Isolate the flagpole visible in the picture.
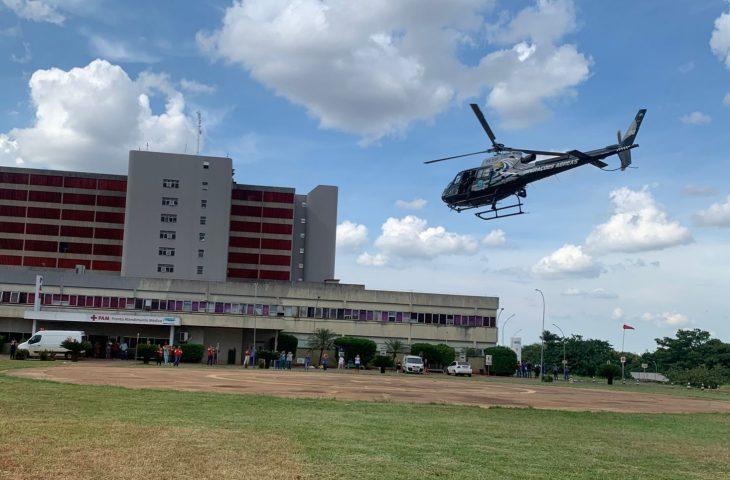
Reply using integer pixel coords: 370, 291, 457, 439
621, 327, 626, 383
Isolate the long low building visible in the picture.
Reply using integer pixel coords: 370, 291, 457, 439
0, 269, 499, 362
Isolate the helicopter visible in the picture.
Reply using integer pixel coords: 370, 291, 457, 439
425, 104, 646, 220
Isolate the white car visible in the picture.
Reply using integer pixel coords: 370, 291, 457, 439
17, 330, 85, 357
402, 355, 424, 374
446, 361, 473, 377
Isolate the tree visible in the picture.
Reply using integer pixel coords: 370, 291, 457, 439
333, 337, 377, 365
483, 346, 517, 376
268, 333, 298, 354
309, 328, 337, 365
385, 338, 407, 361
410, 343, 455, 368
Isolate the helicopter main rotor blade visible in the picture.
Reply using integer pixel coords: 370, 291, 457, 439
469, 103, 498, 147
424, 149, 492, 164
501, 147, 567, 156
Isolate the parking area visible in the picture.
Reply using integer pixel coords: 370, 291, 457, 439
8, 361, 730, 414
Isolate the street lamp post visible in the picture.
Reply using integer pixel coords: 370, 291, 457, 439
535, 289, 545, 381
500, 313, 515, 346
552, 323, 566, 379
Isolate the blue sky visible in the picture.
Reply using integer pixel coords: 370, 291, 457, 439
1, 0, 729, 352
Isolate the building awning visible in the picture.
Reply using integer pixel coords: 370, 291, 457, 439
24, 310, 181, 327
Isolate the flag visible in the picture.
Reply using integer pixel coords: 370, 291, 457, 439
623, 324, 635, 330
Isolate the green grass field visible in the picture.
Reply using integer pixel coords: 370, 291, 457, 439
1, 361, 728, 479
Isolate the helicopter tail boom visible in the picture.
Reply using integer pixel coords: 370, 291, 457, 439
617, 109, 646, 170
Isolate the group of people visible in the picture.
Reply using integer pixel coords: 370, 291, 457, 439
206, 345, 219, 366
154, 343, 183, 366
515, 361, 570, 380
273, 351, 294, 370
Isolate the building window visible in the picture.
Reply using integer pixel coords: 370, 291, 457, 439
162, 197, 178, 206
300, 218, 306, 224
157, 264, 174, 273
198, 249, 204, 258
158, 247, 175, 257
199, 232, 206, 241
302, 202, 307, 207
299, 248, 304, 254
161, 214, 177, 223
298, 263, 304, 269
200, 216, 206, 225
159, 230, 176, 240
203, 161, 210, 169
197, 266, 204, 274
300, 233, 305, 238
201, 199, 207, 209
202, 181, 208, 190
162, 179, 179, 188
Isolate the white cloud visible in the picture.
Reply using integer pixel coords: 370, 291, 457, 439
180, 79, 216, 95
373, 215, 478, 260
679, 111, 711, 125
660, 312, 690, 327
724, 93, 730, 106
562, 288, 617, 299
694, 195, 730, 227
677, 61, 694, 74
336, 221, 369, 252
585, 187, 692, 253
356, 251, 388, 267
198, 0, 591, 142
532, 243, 601, 279
710, 7, 730, 68
87, 34, 158, 63
10, 41, 31, 63
2, 0, 65, 24
0, 59, 197, 173
611, 307, 624, 319
681, 184, 716, 197
394, 198, 427, 210
482, 228, 506, 246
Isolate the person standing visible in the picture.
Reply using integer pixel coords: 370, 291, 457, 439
163, 343, 170, 366
322, 352, 329, 371
174, 346, 182, 367
105, 341, 112, 360
286, 351, 293, 370
337, 354, 345, 370
156, 345, 163, 366
9, 339, 17, 360
120, 340, 129, 360
279, 351, 286, 370
243, 349, 250, 368
207, 346, 215, 366
354, 354, 361, 372
304, 353, 311, 371
564, 365, 570, 381
250, 345, 257, 368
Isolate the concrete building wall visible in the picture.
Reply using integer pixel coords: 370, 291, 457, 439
303, 185, 337, 282
122, 151, 232, 282
291, 194, 307, 282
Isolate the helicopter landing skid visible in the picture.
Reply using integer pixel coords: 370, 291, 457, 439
474, 196, 525, 221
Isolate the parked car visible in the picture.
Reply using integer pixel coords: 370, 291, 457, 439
17, 330, 85, 357
402, 355, 424, 374
446, 361, 473, 377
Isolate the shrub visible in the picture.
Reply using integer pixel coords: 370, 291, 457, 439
61, 338, 91, 361
136, 343, 157, 364
39, 350, 54, 361
598, 363, 621, 384
14, 349, 29, 360
180, 343, 205, 363
667, 365, 729, 389
483, 346, 518, 376
267, 333, 298, 355
410, 343, 456, 368
372, 355, 394, 368
333, 337, 377, 366
256, 350, 277, 368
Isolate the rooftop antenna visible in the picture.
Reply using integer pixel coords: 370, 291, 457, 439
196, 111, 202, 155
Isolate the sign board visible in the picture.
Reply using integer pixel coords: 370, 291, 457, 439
379, 345, 388, 356
484, 354, 493, 366
24, 310, 181, 326
510, 337, 522, 363
620, 356, 626, 364
641, 363, 648, 370
458, 352, 466, 362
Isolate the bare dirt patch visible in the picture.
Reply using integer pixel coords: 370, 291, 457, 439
10, 362, 730, 414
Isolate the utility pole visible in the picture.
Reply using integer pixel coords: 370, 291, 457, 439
500, 313, 515, 346
535, 289, 545, 381
552, 323, 566, 379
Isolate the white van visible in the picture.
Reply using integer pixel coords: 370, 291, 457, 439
403, 355, 425, 374
17, 330, 86, 357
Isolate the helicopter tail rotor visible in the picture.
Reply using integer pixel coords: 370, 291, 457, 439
618, 109, 646, 170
